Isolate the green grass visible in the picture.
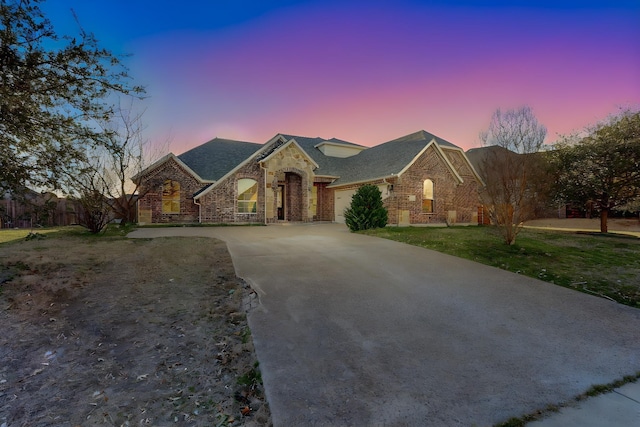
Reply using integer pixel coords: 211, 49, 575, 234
0, 223, 141, 245
362, 225, 640, 307
493, 372, 640, 427
0, 227, 69, 245
237, 361, 262, 388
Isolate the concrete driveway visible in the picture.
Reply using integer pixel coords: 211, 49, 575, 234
129, 224, 640, 426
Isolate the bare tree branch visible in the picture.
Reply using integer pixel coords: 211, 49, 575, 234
478, 106, 547, 245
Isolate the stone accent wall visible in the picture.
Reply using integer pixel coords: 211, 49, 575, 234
137, 157, 202, 224
198, 161, 264, 223
262, 143, 315, 223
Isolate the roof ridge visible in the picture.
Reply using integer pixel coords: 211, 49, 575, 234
380, 130, 460, 149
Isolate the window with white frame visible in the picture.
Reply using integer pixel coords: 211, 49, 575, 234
237, 179, 258, 213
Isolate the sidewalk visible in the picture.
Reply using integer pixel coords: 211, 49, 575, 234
520, 218, 640, 425
528, 381, 640, 426
523, 218, 640, 238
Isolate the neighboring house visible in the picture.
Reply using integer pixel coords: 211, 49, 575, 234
134, 130, 483, 226
466, 145, 558, 221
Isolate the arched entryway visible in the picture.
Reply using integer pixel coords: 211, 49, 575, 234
273, 170, 305, 222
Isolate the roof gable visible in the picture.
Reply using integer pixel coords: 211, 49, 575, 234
327, 130, 462, 187
259, 137, 319, 169
397, 141, 463, 183
442, 146, 484, 185
193, 134, 304, 200
133, 153, 205, 183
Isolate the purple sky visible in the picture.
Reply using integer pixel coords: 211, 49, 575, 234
45, 0, 640, 153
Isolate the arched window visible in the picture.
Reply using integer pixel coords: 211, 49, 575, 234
237, 179, 258, 213
422, 179, 434, 213
162, 179, 180, 213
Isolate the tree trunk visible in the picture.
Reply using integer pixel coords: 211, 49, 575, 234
600, 208, 609, 233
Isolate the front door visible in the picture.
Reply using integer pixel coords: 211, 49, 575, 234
277, 185, 285, 220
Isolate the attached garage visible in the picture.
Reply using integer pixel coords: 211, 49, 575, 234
333, 188, 357, 224
333, 185, 391, 224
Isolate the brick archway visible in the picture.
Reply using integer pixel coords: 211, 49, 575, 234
271, 167, 308, 222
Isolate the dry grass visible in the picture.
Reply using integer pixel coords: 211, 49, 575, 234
0, 233, 270, 426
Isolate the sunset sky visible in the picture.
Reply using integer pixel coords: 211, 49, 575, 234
44, 0, 640, 154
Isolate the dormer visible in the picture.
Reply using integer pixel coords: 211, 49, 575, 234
314, 140, 367, 158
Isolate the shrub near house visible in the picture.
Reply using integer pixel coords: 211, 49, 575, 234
344, 184, 388, 232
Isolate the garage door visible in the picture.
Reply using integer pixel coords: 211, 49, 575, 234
334, 189, 357, 224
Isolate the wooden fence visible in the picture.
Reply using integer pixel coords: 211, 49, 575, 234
0, 197, 81, 229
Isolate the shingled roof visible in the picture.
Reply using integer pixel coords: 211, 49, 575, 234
327, 130, 461, 187
172, 131, 463, 187
278, 134, 362, 177
177, 137, 261, 181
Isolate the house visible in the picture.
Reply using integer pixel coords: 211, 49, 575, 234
466, 145, 558, 222
135, 130, 483, 226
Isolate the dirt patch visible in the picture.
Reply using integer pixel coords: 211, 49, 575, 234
0, 235, 270, 426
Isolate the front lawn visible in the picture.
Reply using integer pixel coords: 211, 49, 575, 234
0, 227, 67, 245
361, 226, 640, 307
0, 231, 270, 425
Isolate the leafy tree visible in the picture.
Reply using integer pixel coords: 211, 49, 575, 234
478, 106, 547, 245
0, 0, 144, 194
552, 110, 640, 233
344, 184, 388, 232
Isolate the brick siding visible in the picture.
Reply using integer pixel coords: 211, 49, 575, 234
136, 141, 480, 225
444, 149, 481, 223
314, 182, 334, 221
198, 161, 264, 223
332, 145, 480, 225
386, 145, 479, 224
137, 158, 202, 224
285, 172, 303, 221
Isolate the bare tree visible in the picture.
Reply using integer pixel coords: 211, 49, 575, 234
100, 103, 149, 225
479, 106, 547, 245
76, 175, 112, 234
67, 100, 167, 232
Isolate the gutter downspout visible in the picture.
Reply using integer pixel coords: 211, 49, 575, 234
382, 178, 393, 196
194, 197, 202, 224
260, 162, 268, 225
383, 174, 400, 226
